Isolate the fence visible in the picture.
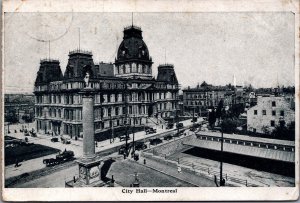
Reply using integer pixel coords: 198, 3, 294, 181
144, 150, 263, 187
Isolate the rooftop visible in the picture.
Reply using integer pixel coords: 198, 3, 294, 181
124, 25, 141, 31
158, 63, 174, 68
69, 49, 92, 56
40, 58, 59, 63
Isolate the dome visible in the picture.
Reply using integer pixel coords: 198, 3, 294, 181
116, 25, 151, 62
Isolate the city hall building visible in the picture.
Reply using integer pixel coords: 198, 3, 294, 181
34, 25, 180, 139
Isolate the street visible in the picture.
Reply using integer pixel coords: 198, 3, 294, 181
5, 119, 195, 180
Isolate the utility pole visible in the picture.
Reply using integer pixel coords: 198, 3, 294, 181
132, 114, 135, 156
220, 126, 224, 186
110, 111, 114, 144
219, 112, 225, 186
125, 81, 129, 157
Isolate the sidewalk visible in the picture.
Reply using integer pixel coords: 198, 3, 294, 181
138, 154, 216, 187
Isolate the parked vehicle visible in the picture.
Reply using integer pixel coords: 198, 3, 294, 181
149, 138, 162, 145
135, 141, 147, 150
30, 131, 37, 137
191, 117, 197, 122
146, 128, 156, 134
43, 150, 74, 166
118, 143, 132, 155
166, 123, 174, 129
176, 123, 184, 129
163, 135, 173, 140
61, 136, 71, 144
189, 126, 196, 131
173, 131, 184, 137
51, 137, 59, 142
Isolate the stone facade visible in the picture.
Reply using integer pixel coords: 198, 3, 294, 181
247, 96, 295, 134
34, 25, 180, 139
182, 81, 235, 116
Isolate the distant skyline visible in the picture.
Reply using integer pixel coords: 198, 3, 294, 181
4, 12, 295, 93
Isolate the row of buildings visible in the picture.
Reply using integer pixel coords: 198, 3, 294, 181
4, 94, 35, 124
182, 81, 249, 117
34, 25, 180, 138
182, 82, 295, 134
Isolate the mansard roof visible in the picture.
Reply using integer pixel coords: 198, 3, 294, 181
35, 59, 63, 85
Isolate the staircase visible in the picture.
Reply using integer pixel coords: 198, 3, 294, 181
148, 117, 159, 125
158, 117, 167, 126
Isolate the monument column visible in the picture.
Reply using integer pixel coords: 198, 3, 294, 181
65, 75, 104, 187
82, 91, 95, 159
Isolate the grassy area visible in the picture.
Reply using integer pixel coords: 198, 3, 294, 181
5, 144, 60, 166
4, 136, 18, 141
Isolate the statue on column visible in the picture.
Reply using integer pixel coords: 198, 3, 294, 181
84, 72, 90, 88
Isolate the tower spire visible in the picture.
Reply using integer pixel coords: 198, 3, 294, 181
233, 74, 236, 87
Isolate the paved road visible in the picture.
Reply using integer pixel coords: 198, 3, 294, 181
5, 119, 196, 179
14, 156, 195, 188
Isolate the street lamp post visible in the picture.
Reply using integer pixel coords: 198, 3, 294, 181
132, 114, 135, 156
220, 124, 224, 186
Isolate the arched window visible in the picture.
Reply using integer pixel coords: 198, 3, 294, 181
58, 109, 61, 118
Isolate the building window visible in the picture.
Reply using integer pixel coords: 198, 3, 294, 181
272, 101, 276, 107
271, 120, 275, 127
115, 107, 119, 116
262, 110, 266, 115
272, 110, 276, 116
254, 110, 257, 115
280, 110, 284, 116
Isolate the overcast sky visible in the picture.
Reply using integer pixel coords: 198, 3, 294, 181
4, 12, 295, 93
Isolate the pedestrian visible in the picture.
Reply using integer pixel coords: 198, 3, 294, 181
177, 165, 182, 173
14, 159, 19, 168
143, 159, 146, 165
73, 176, 76, 183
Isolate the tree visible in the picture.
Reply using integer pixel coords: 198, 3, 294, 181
271, 121, 295, 141
22, 113, 34, 123
221, 117, 242, 134
5, 109, 18, 123
208, 109, 216, 128
215, 100, 224, 119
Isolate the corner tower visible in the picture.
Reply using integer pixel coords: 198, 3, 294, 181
34, 59, 63, 86
157, 64, 178, 84
114, 25, 153, 79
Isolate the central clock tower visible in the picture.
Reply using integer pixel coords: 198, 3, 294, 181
114, 25, 153, 79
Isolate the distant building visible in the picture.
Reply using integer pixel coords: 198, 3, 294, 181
4, 94, 35, 123
34, 25, 180, 139
247, 96, 295, 134
182, 81, 234, 116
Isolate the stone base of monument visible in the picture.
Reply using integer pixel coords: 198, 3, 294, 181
65, 157, 108, 187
